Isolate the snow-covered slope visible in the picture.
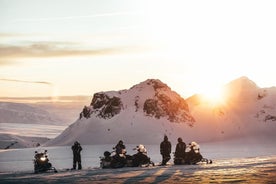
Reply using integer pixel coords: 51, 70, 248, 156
0, 102, 63, 125
47, 77, 276, 146
0, 134, 50, 149
46, 79, 195, 146
187, 76, 276, 142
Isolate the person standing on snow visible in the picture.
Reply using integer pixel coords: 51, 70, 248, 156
160, 135, 171, 165
175, 137, 186, 159
71, 141, 82, 170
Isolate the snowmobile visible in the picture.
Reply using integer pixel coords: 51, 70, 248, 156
174, 142, 212, 165
33, 150, 57, 173
131, 144, 154, 167
100, 149, 127, 168
100, 144, 154, 169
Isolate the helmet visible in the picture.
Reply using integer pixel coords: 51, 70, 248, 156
137, 144, 147, 153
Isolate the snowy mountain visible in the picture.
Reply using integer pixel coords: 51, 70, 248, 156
46, 79, 195, 146
187, 76, 276, 142
0, 102, 63, 125
46, 77, 276, 146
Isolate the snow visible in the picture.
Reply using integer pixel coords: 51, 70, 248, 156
0, 101, 75, 148
0, 141, 275, 183
0, 78, 276, 183
1, 158, 276, 184
0, 134, 51, 149
46, 78, 276, 146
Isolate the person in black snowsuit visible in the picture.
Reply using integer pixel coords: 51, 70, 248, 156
174, 137, 186, 164
160, 135, 171, 165
175, 137, 186, 159
71, 141, 82, 170
111, 140, 127, 168
114, 140, 126, 155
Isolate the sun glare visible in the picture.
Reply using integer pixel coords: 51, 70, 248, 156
200, 87, 225, 105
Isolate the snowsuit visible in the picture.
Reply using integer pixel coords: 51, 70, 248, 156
175, 141, 186, 159
160, 136, 171, 165
111, 141, 126, 168
72, 142, 82, 170
115, 141, 126, 155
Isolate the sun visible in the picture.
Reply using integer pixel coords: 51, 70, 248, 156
200, 86, 225, 105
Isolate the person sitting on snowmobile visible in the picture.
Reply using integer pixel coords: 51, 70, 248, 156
110, 140, 127, 168
186, 141, 203, 164
132, 144, 151, 167
174, 137, 186, 165
34, 150, 57, 173
114, 140, 126, 156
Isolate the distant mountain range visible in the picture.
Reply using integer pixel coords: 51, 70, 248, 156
0, 102, 63, 125
0, 134, 50, 149
46, 76, 276, 146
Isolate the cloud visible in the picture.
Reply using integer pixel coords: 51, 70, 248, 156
0, 42, 133, 59
0, 60, 18, 66
0, 78, 52, 85
0, 33, 25, 38
12, 11, 139, 23
0, 39, 150, 67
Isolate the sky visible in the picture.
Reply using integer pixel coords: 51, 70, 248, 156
0, 0, 276, 99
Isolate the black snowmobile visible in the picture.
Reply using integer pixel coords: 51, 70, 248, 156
131, 144, 154, 167
100, 144, 154, 168
174, 142, 212, 165
33, 150, 57, 173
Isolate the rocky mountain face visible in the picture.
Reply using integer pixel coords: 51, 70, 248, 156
89, 93, 123, 119
83, 79, 194, 124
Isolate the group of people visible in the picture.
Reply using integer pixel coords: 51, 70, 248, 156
71, 135, 203, 170
160, 135, 203, 165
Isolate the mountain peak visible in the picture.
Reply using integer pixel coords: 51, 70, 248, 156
227, 76, 258, 89
131, 79, 170, 90
222, 76, 261, 102
83, 79, 194, 124
47, 79, 195, 146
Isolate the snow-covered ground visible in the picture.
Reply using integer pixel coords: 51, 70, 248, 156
1, 156, 275, 184
0, 141, 275, 183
